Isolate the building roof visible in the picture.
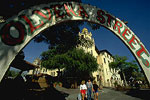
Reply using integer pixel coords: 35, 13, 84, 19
95, 46, 99, 54
95, 45, 113, 56
11, 59, 39, 71
99, 50, 113, 57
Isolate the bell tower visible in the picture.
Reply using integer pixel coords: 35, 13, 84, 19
79, 28, 93, 41
77, 28, 98, 58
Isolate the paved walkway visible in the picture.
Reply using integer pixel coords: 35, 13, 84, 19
55, 86, 80, 100
55, 86, 150, 100
55, 86, 105, 100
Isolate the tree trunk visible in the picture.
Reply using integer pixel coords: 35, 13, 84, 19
122, 72, 128, 87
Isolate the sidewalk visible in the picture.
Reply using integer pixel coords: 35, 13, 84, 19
55, 86, 105, 100
55, 86, 80, 100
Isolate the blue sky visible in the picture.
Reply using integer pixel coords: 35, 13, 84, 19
23, 0, 150, 63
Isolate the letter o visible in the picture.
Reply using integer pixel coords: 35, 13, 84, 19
0, 21, 27, 46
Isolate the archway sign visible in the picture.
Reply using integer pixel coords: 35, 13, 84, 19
0, 2, 150, 83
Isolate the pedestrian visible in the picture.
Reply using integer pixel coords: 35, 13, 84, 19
86, 79, 93, 100
80, 80, 87, 100
93, 81, 99, 100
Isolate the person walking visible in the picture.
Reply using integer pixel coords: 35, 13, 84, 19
93, 81, 99, 100
80, 80, 87, 100
86, 79, 93, 100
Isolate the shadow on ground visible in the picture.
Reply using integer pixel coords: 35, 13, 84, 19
0, 78, 69, 100
24, 87, 69, 100
126, 89, 150, 100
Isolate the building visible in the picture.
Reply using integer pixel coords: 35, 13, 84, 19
28, 28, 123, 87
28, 58, 63, 77
96, 50, 123, 87
77, 28, 123, 87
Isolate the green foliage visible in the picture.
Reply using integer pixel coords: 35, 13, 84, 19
109, 55, 128, 70
87, 22, 101, 30
41, 47, 98, 78
5, 69, 20, 78
109, 55, 145, 81
34, 21, 83, 48
65, 48, 98, 74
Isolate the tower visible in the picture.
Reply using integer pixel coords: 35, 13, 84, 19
77, 28, 98, 58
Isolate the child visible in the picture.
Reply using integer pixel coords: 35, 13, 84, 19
93, 81, 99, 100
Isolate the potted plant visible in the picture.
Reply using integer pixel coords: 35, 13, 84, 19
53, 82, 57, 87
58, 82, 62, 87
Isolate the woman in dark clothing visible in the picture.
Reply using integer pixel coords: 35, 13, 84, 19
93, 81, 99, 100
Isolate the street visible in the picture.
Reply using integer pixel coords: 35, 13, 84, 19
55, 86, 150, 100
99, 88, 140, 100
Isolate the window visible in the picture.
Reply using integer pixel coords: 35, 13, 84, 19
108, 61, 110, 64
97, 75, 99, 81
104, 58, 106, 63
81, 35, 84, 39
107, 79, 109, 82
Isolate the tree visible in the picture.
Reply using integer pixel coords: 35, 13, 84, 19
34, 22, 100, 50
124, 60, 140, 80
41, 47, 98, 79
64, 48, 98, 78
5, 70, 20, 78
109, 55, 143, 86
34, 21, 83, 49
109, 56, 128, 86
